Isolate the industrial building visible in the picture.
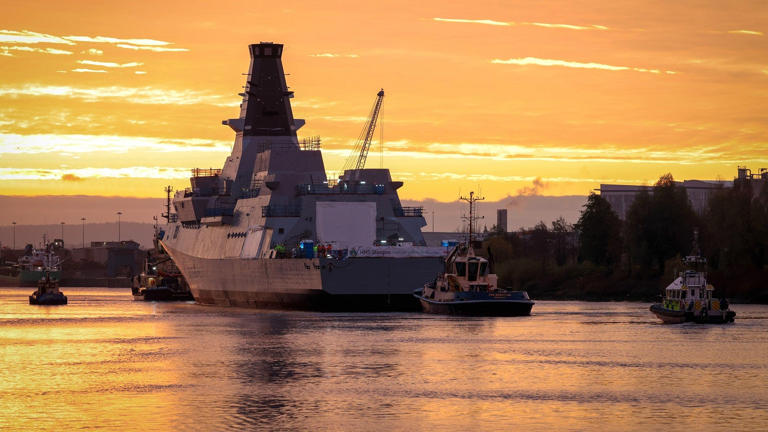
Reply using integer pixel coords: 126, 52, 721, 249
599, 167, 766, 219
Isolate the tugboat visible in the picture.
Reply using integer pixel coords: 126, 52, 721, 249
650, 232, 735, 324
29, 271, 67, 305
413, 191, 534, 316
131, 217, 194, 302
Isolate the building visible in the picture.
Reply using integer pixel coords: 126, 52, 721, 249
70, 240, 142, 277
599, 167, 766, 219
496, 209, 508, 232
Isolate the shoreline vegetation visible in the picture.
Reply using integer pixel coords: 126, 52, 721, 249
480, 173, 768, 304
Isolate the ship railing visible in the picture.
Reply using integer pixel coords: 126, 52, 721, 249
253, 137, 321, 153
394, 206, 424, 217
191, 168, 222, 177
262, 205, 302, 217
296, 184, 333, 195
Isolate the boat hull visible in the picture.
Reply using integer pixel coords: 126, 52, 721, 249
162, 243, 443, 311
416, 295, 534, 316
650, 303, 735, 324
133, 287, 195, 302
29, 293, 67, 305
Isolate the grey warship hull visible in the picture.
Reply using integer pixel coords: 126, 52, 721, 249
163, 244, 443, 310
161, 42, 445, 311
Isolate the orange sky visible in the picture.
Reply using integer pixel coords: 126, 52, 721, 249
1, 0, 767, 201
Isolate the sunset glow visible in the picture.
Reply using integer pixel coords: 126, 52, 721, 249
1, 1, 766, 200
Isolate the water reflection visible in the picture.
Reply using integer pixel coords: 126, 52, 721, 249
1, 289, 767, 431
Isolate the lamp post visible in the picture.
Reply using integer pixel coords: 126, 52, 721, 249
117, 211, 122, 242
12, 221, 16, 250
60, 221, 65, 244
81, 217, 86, 248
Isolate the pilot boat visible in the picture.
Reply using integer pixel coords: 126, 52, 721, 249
414, 244, 534, 316
650, 239, 735, 324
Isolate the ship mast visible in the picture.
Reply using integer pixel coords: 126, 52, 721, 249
162, 185, 173, 223
460, 191, 485, 245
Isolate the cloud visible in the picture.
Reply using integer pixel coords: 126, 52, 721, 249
77, 60, 143, 68
0, 167, 192, 181
492, 57, 672, 74
0, 84, 232, 106
116, 44, 188, 52
0, 29, 188, 51
0, 45, 72, 55
71, 68, 107, 73
83, 48, 103, 55
527, 22, 608, 31
433, 18, 608, 30
727, 30, 763, 36
310, 53, 359, 58
433, 18, 511, 26
134, 71, 147, 75
61, 173, 84, 181
0, 30, 75, 45
0, 133, 230, 155
63, 35, 174, 46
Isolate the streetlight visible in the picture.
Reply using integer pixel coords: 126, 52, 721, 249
12, 221, 16, 250
117, 211, 123, 242
81, 217, 86, 248
60, 222, 65, 244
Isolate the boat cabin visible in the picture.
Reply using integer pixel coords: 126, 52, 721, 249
663, 270, 714, 311
436, 247, 498, 293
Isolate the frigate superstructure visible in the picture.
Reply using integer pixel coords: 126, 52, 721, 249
159, 42, 445, 310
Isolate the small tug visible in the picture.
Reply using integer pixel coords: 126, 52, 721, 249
131, 219, 194, 302
29, 271, 67, 305
413, 191, 534, 316
650, 233, 735, 324
414, 244, 534, 316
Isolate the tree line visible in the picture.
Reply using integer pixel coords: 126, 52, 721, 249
483, 174, 768, 302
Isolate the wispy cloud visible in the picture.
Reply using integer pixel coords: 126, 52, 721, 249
71, 68, 107, 73
0, 84, 232, 106
0, 133, 230, 155
83, 48, 103, 55
115, 43, 189, 52
0, 30, 75, 45
0, 166, 193, 181
433, 18, 608, 30
77, 60, 143, 68
433, 18, 511, 26
727, 30, 763, 36
492, 57, 673, 74
528, 22, 607, 31
0, 45, 72, 55
0, 29, 188, 51
310, 53, 359, 58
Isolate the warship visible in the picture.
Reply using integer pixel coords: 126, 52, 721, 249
160, 42, 446, 310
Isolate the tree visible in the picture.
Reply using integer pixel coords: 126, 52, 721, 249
625, 174, 697, 274
575, 193, 622, 267
551, 216, 573, 266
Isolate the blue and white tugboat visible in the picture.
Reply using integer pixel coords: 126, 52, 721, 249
414, 244, 534, 316
413, 191, 534, 316
650, 233, 735, 324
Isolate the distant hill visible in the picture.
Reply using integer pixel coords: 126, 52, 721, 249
1, 194, 588, 246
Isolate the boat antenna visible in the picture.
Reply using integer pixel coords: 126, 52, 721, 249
460, 191, 485, 245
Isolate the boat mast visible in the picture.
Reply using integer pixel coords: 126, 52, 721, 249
460, 191, 485, 245
162, 185, 173, 223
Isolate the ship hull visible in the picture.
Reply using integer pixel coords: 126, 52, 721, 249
415, 292, 534, 316
163, 243, 444, 311
650, 304, 735, 324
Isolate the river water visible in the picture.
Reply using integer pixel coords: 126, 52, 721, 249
1, 288, 767, 431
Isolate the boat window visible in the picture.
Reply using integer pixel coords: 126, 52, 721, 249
455, 262, 466, 277
479, 262, 488, 276
467, 261, 479, 282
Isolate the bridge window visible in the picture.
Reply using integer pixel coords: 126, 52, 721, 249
455, 262, 466, 277
468, 261, 479, 282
